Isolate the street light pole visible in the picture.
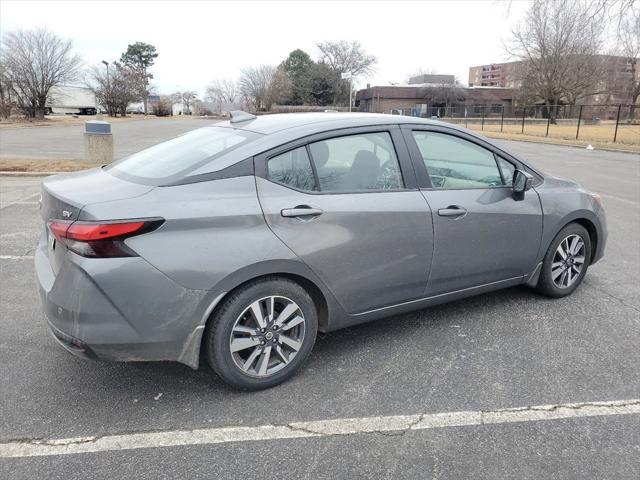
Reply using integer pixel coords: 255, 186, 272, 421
101, 60, 110, 90
101, 60, 111, 117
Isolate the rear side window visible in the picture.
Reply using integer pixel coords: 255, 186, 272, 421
412, 131, 505, 189
267, 147, 318, 191
106, 127, 255, 184
308, 132, 403, 192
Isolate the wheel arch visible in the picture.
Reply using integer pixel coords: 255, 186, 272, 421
572, 218, 598, 264
545, 212, 599, 265
181, 260, 344, 369
206, 271, 331, 331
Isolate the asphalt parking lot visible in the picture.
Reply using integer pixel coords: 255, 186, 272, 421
1, 136, 639, 478
0, 117, 212, 160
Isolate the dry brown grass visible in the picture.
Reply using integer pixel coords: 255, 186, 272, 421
0, 158, 96, 172
450, 122, 639, 153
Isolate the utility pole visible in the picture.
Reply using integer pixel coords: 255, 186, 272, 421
342, 72, 353, 112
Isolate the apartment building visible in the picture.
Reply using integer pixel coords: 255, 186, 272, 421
468, 62, 522, 88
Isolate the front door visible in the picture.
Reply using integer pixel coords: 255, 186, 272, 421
404, 128, 543, 296
256, 128, 434, 314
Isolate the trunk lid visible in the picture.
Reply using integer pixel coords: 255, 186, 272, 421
40, 168, 154, 221
40, 168, 155, 273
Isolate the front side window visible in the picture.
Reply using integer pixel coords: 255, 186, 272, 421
106, 127, 255, 184
412, 131, 505, 189
497, 156, 516, 186
308, 132, 403, 192
267, 147, 318, 191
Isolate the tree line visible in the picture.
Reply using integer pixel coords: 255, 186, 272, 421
0, 27, 161, 119
0, 28, 378, 119
206, 41, 377, 112
1, 4, 638, 122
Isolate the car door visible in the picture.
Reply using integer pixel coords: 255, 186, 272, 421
402, 126, 543, 296
255, 126, 434, 314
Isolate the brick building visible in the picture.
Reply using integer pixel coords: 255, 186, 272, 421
469, 56, 639, 106
408, 74, 456, 85
355, 85, 518, 116
468, 62, 522, 88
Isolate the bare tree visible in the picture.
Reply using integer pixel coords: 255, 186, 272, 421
429, 79, 465, 111
316, 40, 377, 77
0, 61, 15, 119
238, 65, 290, 111
316, 41, 376, 106
172, 90, 197, 114
508, 0, 607, 119
268, 67, 292, 108
0, 28, 81, 118
86, 62, 137, 117
152, 95, 172, 116
618, 3, 640, 119
238, 65, 273, 111
205, 79, 238, 112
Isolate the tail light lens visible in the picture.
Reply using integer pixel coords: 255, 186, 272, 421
48, 219, 163, 258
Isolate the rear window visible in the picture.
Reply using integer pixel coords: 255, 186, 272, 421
106, 127, 257, 184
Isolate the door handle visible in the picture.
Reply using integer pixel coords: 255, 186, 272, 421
438, 205, 467, 218
281, 205, 324, 218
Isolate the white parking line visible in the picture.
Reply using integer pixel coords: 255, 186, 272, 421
1, 399, 638, 458
0, 192, 40, 210
0, 201, 39, 207
599, 193, 640, 206
0, 255, 34, 260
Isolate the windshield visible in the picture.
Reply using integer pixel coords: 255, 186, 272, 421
106, 126, 257, 184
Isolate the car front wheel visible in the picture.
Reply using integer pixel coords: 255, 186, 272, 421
536, 223, 591, 298
204, 277, 318, 390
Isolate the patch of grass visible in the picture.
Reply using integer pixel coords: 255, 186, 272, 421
445, 122, 639, 153
0, 158, 96, 172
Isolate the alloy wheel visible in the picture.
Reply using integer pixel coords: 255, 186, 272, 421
551, 234, 586, 289
229, 296, 306, 377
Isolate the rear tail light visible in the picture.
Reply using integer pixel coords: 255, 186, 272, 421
48, 219, 163, 258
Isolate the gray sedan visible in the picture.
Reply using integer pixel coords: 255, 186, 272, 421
36, 112, 607, 390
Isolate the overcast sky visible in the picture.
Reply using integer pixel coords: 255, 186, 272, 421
1, 0, 533, 95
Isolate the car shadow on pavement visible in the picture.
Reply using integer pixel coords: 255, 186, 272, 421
83, 285, 540, 394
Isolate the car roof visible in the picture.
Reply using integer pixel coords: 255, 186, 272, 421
189, 112, 531, 177
212, 112, 444, 134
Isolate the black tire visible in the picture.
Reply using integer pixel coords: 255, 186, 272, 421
536, 223, 591, 298
204, 277, 318, 390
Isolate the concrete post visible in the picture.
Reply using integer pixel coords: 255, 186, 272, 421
84, 120, 113, 164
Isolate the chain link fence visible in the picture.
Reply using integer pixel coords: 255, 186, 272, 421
396, 104, 639, 146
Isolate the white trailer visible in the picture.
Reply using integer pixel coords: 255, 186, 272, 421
46, 85, 98, 115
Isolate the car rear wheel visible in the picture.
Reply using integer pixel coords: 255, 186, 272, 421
204, 277, 318, 390
536, 223, 591, 298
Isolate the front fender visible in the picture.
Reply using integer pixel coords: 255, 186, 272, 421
539, 207, 606, 265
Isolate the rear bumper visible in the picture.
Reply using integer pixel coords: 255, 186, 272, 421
46, 319, 97, 360
35, 238, 211, 368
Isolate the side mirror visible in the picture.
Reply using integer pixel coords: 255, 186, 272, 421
513, 169, 534, 194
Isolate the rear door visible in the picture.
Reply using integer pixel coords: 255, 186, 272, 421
402, 126, 543, 296
255, 126, 434, 314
